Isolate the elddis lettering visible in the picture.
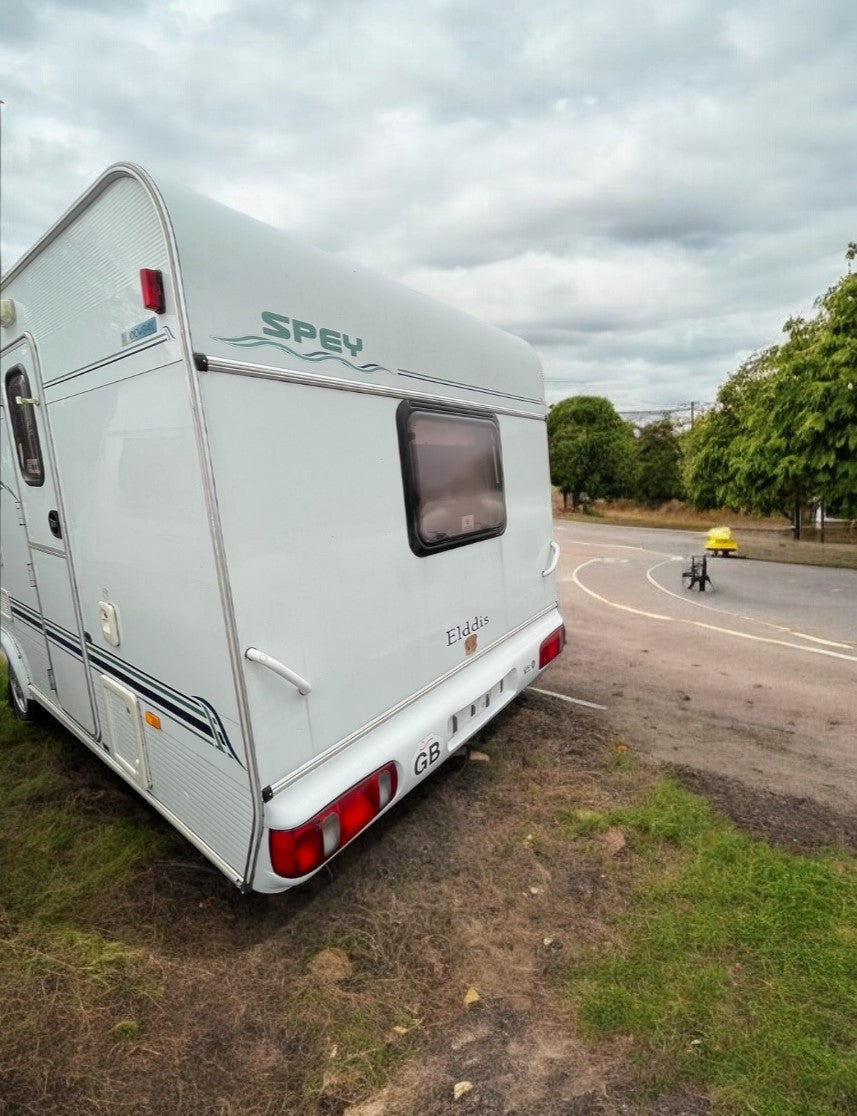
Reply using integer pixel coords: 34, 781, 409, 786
261, 311, 363, 358
447, 615, 489, 647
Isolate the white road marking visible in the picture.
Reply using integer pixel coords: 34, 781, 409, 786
644, 558, 856, 650
556, 535, 677, 558
792, 631, 855, 649
571, 559, 857, 664
529, 687, 608, 710
572, 559, 672, 621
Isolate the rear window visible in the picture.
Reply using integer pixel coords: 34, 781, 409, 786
397, 400, 506, 556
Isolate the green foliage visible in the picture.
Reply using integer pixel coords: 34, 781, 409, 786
634, 418, 684, 505
547, 395, 636, 507
566, 781, 857, 1115
684, 250, 857, 519
682, 410, 728, 510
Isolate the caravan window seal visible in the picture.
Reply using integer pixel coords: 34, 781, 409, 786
396, 399, 506, 557
4, 366, 45, 487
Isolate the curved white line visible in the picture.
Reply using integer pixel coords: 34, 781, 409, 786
572, 559, 857, 664
554, 533, 680, 558
572, 559, 672, 621
645, 559, 856, 650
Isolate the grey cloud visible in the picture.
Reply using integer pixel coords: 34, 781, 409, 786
2, 0, 855, 413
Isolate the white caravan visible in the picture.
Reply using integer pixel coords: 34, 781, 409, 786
0, 163, 564, 892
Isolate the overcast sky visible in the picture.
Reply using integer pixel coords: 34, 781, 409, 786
2, 0, 855, 415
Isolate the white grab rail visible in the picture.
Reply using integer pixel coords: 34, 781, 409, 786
541, 540, 560, 578
245, 647, 312, 696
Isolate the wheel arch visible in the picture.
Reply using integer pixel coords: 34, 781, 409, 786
1, 626, 34, 698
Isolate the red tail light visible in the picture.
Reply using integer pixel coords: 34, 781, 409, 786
539, 624, 565, 668
269, 762, 398, 879
140, 268, 165, 313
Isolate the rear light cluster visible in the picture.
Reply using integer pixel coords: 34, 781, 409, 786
269, 762, 398, 879
539, 623, 566, 668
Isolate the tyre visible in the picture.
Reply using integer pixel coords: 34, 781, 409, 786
7, 669, 43, 723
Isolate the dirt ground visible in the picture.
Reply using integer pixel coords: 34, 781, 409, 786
3, 678, 853, 1116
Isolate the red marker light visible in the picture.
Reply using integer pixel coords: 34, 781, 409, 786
140, 268, 165, 314
539, 624, 565, 668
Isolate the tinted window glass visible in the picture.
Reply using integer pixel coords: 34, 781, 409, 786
398, 401, 505, 555
5, 368, 45, 487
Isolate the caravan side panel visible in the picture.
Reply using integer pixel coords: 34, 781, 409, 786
2, 170, 258, 884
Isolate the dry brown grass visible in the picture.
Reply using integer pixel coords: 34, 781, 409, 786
552, 496, 857, 569
4, 673, 854, 1114
2, 692, 648, 1116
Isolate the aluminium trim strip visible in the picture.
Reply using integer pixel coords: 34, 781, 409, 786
202, 356, 547, 422
397, 366, 542, 405
117, 164, 265, 886
43, 331, 171, 387
27, 541, 66, 558
265, 600, 560, 799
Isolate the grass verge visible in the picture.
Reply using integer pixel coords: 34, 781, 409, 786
553, 497, 857, 569
1, 662, 176, 926
561, 780, 857, 1115
3, 656, 855, 1114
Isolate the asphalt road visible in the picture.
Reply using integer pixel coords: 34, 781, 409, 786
539, 519, 857, 818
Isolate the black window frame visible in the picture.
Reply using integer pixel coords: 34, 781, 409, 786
4, 366, 45, 487
396, 399, 506, 557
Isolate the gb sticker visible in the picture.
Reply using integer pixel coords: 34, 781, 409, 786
413, 735, 442, 777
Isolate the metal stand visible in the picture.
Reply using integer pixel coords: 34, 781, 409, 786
682, 555, 712, 592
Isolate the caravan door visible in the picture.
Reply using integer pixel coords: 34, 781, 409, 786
2, 338, 96, 734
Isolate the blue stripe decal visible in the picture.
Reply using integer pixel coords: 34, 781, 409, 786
11, 601, 44, 633
45, 620, 84, 660
194, 696, 244, 765
90, 643, 201, 720
6, 595, 243, 766
87, 647, 214, 739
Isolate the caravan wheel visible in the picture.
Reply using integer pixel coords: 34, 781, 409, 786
7, 670, 43, 724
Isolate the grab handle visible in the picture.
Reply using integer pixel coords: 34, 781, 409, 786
541, 540, 560, 578
245, 647, 312, 696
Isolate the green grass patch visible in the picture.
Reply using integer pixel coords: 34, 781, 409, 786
1, 659, 178, 1090
0, 658, 176, 933
565, 781, 857, 1114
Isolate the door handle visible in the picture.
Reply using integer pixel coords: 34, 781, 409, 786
48, 510, 62, 539
245, 647, 312, 696
541, 540, 560, 577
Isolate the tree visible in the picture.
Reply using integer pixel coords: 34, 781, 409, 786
548, 395, 636, 509
634, 418, 684, 506
726, 269, 857, 523
682, 408, 736, 510
683, 248, 857, 527
685, 348, 785, 514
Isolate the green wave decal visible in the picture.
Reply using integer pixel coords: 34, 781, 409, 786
215, 335, 391, 375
